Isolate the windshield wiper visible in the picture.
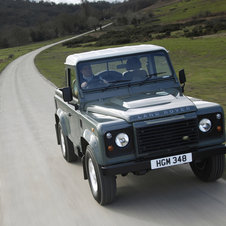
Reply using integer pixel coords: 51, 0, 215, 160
102, 79, 131, 92
139, 72, 166, 86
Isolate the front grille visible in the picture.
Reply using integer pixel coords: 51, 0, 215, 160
135, 118, 199, 154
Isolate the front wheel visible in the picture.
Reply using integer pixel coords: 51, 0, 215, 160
58, 123, 78, 162
190, 154, 225, 182
85, 146, 116, 205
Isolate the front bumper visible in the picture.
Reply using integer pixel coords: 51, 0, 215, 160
102, 144, 226, 176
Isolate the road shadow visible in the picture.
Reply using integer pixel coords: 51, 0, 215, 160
104, 164, 226, 225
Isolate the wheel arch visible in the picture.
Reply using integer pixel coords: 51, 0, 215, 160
56, 108, 71, 136
81, 129, 100, 161
81, 129, 103, 180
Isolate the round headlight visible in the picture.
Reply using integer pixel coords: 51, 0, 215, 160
115, 133, 129, 147
199, 118, 212, 132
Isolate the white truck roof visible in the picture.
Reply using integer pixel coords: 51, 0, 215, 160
65, 44, 167, 66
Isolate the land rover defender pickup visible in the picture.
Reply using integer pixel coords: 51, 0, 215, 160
54, 44, 226, 205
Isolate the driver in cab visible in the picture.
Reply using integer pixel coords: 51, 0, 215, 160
80, 63, 108, 89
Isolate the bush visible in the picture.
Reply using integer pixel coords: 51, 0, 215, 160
156, 33, 166, 39
165, 31, 171, 37
160, 23, 183, 33
184, 26, 203, 38
150, 18, 161, 23
0, 38, 10, 48
198, 10, 212, 18
184, 19, 206, 26
95, 37, 131, 47
149, 12, 154, 18
213, 22, 226, 33
67, 44, 82, 48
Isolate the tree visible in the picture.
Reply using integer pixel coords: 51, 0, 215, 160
81, 0, 90, 20
131, 12, 145, 27
6, 26, 30, 46
116, 12, 128, 26
58, 12, 75, 34
87, 16, 99, 31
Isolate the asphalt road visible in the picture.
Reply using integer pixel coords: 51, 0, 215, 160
1, 38, 226, 226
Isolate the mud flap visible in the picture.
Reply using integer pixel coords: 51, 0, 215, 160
82, 156, 88, 180
55, 124, 60, 145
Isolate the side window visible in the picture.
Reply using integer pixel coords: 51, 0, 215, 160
153, 54, 172, 77
68, 68, 78, 98
139, 56, 148, 72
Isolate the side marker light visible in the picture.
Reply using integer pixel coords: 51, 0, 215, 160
108, 146, 114, 151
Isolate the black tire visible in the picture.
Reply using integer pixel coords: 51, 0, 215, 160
85, 145, 116, 205
58, 123, 78, 162
190, 154, 225, 182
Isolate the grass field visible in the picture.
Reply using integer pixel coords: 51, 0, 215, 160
153, 0, 226, 23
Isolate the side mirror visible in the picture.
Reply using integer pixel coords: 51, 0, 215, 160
62, 87, 73, 102
179, 69, 186, 93
179, 69, 186, 84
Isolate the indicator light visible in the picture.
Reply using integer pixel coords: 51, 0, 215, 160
108, 145, 113, 151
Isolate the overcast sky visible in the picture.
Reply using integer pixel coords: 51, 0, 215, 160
39, 0, 124, 4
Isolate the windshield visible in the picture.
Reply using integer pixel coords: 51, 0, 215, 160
78, 50, 174, 91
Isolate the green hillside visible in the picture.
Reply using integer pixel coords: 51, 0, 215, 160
153, 0, 226, 23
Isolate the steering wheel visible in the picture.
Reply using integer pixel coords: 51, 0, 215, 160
86, 79, 106, 89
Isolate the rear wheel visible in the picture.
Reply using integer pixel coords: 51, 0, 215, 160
190, 154, 225, 182
58, 123, 78, 162
85, 145, 116, 205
